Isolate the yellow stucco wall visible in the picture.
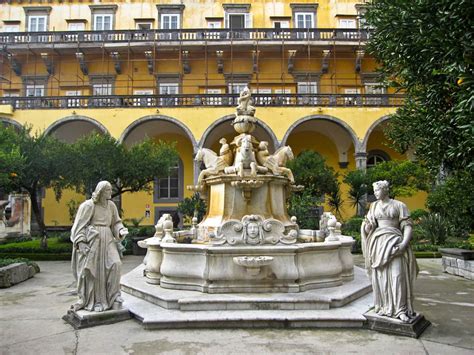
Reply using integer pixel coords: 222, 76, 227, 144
1, 0, 362, 32
3, 105, 429, 225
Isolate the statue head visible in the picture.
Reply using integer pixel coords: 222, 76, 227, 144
219, 138, 227, 145
91, 181, 112, 203
247, 222, 259, 239
242, 215, 264, 244
240, 86, 250, 97
373, 180, 390, 200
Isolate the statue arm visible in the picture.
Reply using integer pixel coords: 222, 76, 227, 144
397, 201, 413, 252
110, 201, 127, 240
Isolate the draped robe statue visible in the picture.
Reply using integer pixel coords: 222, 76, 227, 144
70, 181, 128, 312
361, 180, 418, 323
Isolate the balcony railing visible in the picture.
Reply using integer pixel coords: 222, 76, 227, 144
0, 93, 403, 109
0, 28, 368, 46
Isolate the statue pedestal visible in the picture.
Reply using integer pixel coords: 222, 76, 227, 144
364, 309, 431, 338
62, 307, 131, 329
199, 174, 295, 240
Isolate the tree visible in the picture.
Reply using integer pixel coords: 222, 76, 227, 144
344, 160, 431, 216
365, 160, 431, 197
0, 126, 71, 235
426, 172, 474, 237
177, 192, 207, 224
364, 0, 474, 176
286, 151, 339, 228
343, 169, 368, 216
67, 133, 179, 198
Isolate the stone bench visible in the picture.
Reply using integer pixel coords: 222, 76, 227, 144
439, 248, 474, 280
0, 262, 39, 288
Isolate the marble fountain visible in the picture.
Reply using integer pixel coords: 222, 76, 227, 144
120, 88, 372, 329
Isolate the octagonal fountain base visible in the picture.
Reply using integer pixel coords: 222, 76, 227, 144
120, 264, 372, 329
156, 238, 354, 293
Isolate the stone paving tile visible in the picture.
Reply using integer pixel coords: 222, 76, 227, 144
0, 255, 472, 354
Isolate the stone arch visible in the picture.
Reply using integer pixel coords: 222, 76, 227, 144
119, 115, 197, 151
119, 114, 197, 189
44, 115, 109, 142
282, 115, 360, 168
0, 117, 23, 131
281, 114, 359, 149
361, 115, 392, 153
199, 114, 279, 153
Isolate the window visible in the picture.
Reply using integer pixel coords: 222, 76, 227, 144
161, 14, 180, 29
68, 22, 85, 31
338, 18, 357, 28
223, 4, 251, 28
28, 16, 47, 32
364, 83, 386, 105
23, 77, 48, 108
228, 83, 248, 94
159, 83, 179, 106
343, 88, 361, 105
133, 89, 154, 107
273, 20, 289, 29
90, 5, 117, 32
338, 18, 358, 39
158, 164, 179, 199
207, 21, 221, 29
66, 90, 81, 108
136, 22, 153, 30
297, 82, 317, 105
275, 88, 291, 105
295, 13, 314, 29
3, 92, 20, 109
93, 83, 112, 96
205, 89, 222, 105
24, 6, 51, 34
93, 15, 113, 31
154, 159, 183, 202
252, 88, 272, 105
223, 4, 251, 38
205, 20, 222, 39
3, 24, 20, 32
367, 150, 390, 168
291, 4, 318, 39
26, 84, 45, 97
89, 76, 115, 107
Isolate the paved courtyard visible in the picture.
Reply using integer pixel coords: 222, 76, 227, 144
1, 255, 473, 355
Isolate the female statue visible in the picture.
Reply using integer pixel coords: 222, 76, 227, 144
70, 181, 129, 312
361, 180, 418, 322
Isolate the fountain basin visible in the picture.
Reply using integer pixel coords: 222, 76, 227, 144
158, 237, 354, 293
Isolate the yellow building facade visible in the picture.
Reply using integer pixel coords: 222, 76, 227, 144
0, 0, 422, 227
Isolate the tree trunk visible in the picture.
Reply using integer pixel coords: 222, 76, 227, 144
29, 188, 46, 237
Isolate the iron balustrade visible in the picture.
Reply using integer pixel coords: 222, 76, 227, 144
0, 28, 369, 45
0, 93, 404, 109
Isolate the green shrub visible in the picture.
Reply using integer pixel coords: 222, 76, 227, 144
417, 213, 452, 245
288, 190, 320, 230
427, 172, 474, 238
342, 217, 364, 234
410, 209, 429, 222
0, 236, 72, 254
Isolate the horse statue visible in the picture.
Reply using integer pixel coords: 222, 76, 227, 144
195, 148, 229, 185
225, 134, 265, 177
257, 142, 295, 183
